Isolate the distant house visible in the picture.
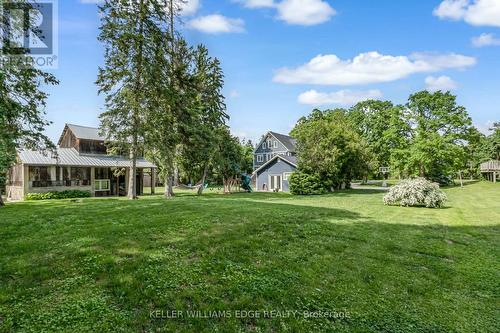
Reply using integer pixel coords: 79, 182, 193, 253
253, 131, 297, 192
6, 124, 156, 200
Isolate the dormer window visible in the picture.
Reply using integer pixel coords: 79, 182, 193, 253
273, 141, 278, 148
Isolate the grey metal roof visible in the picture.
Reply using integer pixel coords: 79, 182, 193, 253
66, 124, 106, 141
17, 148, 156, 168
269, 131, 297, 151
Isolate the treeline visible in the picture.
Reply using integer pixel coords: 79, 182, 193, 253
96, 0, 251, 198
290, 90, 499, 193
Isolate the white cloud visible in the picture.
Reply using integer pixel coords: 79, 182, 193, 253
277, 0, 335, 25
238, 0, 275, 8
298, 89, 383, 106
237, 0, 335, 25
472, 33, 500, 47
425, 76, 457, 92
273, 51, 476, 85
179, 0, 200, 16
187, 15, 245, 34
434, 0, 500, 27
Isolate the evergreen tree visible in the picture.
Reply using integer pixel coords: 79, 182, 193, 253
97, 0, 167, 199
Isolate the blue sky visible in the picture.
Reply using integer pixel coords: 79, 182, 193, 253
44, 0, 500, 143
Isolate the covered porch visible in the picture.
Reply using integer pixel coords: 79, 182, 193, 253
25, 165, 157, 197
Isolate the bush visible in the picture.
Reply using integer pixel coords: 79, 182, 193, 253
383, 178, 447, 208
289, 172, 327, 195
26, 190, 91, 201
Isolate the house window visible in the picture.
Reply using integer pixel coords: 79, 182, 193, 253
257, 154, 263, 163
266, 153, 271, 161
95, 179, 110, 191
262, 142, 266, 149
70, 167, 91, 186
267, 139, 271, 148
29, 166, 50, 187
283, 172, 292, 181
273, 141, 278, 148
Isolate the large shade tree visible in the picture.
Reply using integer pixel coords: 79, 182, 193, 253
291, 109, 371, 190
0, 1, 58, 207
403, 91, 474, 183
348, 100, 410, 179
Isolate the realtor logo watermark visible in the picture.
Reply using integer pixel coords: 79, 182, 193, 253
1, 0, 58, 68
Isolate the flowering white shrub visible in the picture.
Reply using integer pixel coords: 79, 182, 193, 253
383, 178, 447, 208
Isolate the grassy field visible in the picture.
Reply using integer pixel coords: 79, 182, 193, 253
0, 182, 499, 332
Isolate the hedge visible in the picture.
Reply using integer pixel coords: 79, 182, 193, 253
289, 172, 327, 195
26, 190, 91, 201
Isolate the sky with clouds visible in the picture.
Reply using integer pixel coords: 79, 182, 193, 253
44, 0, 500, 142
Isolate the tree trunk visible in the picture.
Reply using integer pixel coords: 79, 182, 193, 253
0, 193, 5, 207
128, 149, 137, 200
173, 165, 179, 186
164, 174, 174, 198
128, 0, 144, 200
419, 163, 425, 177
459, 171, 463, 187
197, 164, 209, 196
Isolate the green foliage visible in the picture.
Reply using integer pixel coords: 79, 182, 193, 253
25, 190, 91, 201
348, 100, 410, 177
0, 183, 498, 332
289, 172, 327, 195
97, 0, 172, 199
240, 139, 255, 175
291, 109, 372, 191
402, 91, 474, 182
383, 178, 447, 208
213, 127, 244, 192
0, 1, 59, 206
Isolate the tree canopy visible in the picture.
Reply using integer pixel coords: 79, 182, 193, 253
291, 109, 371, 190
0, 1, 58, 206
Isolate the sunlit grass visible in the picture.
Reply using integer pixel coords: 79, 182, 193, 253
0, 182, 498, 332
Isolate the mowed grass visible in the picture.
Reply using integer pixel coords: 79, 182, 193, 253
0, 182, 499, 332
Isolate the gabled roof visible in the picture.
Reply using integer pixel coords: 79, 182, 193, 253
254, 131, 297, 153
269, 131, 296, 151
17, 148, 156, 168
58, 124, 105, 145
253, 154, 298, 175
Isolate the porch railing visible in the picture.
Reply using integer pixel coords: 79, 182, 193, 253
30, 180, 91, 188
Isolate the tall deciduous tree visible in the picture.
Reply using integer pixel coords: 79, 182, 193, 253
0, 1, 58, 207
97, 0, 166, 199
404, 91, 474, 183
291, 109, 371, 190
348, 100, 410, 179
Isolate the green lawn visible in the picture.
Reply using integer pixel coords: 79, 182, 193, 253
0, 182, 499, 332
